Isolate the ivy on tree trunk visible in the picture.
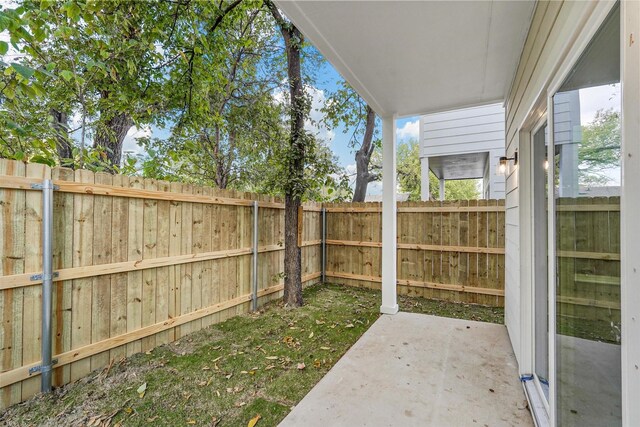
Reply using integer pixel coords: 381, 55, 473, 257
266, 0, 305, 307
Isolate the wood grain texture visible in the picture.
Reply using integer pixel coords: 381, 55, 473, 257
0, 159, 26, 408
1, 160, 323, 409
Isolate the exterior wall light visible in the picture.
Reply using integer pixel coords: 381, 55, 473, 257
497, 151, 518, 175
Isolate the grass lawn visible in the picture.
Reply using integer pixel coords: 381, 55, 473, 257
1, 284, 503, 427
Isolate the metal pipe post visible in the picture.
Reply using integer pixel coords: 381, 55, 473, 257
40, 179, 54, 393
321, 207, 326, 284
251, 201, 259, 311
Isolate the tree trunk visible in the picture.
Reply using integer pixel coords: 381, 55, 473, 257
352, 105, 377, 202
93, 111, 134, 173
50, 109, 74, 169
212, 125, 229, 189
268, 1, 305, 307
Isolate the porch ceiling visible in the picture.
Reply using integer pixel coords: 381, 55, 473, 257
274, 1, 536, 117
429, 152, 488, 181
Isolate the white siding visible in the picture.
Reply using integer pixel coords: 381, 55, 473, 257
421, 103, 505, 157
503, 0, 602, 366
420, 103, 506, 199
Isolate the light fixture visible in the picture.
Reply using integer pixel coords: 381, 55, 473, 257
544, 159, 549, 170
497, 151, 518, 175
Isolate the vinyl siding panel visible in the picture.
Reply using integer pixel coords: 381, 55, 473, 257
421, 102, 506, 199
503, 0, 599, 364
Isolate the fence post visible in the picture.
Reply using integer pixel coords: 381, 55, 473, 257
321, 207, 326, 284
37, 179, 55, 393
252, 200, 259, 311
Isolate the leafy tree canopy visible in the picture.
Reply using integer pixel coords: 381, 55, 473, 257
579, 108, 620, 185
0, 0, 351, 201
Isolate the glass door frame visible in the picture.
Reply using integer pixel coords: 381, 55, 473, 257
544, 3, 622, 423
545, 93, 558, 425
530, 115, 550, 417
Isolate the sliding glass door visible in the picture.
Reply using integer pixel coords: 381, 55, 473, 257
551, 3, 621, 425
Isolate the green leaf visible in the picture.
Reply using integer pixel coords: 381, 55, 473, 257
2, 86, 16, 100
0, 13, 11, 33
40, 1, 56, 10
59, 70, 74, 82
0, 41, 8, 55
31, 155, 56, 167
10, 63, 36, 80
34, 27, 46, 42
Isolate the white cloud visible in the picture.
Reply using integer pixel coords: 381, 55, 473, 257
122, 126, 151, 155
396, 119, 419, 141
578, 83, 620, 125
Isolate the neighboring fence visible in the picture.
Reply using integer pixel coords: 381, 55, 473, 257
1, 157, 621, 408
0, 159, 322, 408
324, 200, 506, 306
556, 197, 621, 343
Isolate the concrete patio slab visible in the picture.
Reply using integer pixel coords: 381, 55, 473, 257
279, 312, 533, 427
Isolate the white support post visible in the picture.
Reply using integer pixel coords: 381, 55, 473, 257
420, 157, 430, 201
439, 178, 445, 201
380, 114, 398, 315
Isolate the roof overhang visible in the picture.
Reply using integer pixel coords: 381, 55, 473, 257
428, 152, 488, 181
275, 1, 536, 117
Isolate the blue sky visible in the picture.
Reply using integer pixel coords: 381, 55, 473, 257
309, 57, 419, 170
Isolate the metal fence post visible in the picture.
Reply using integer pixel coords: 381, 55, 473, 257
321, 207, 326, 284
40, 179, 55, 393
252, 200, 259, 311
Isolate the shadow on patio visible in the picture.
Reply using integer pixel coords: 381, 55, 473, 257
280, 312, 533, 427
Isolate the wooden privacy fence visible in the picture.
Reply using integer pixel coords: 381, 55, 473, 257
324, 200, 506, 306
556, 197, 621, 342
1, 157, 621, 409
0, 159, 322, 409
